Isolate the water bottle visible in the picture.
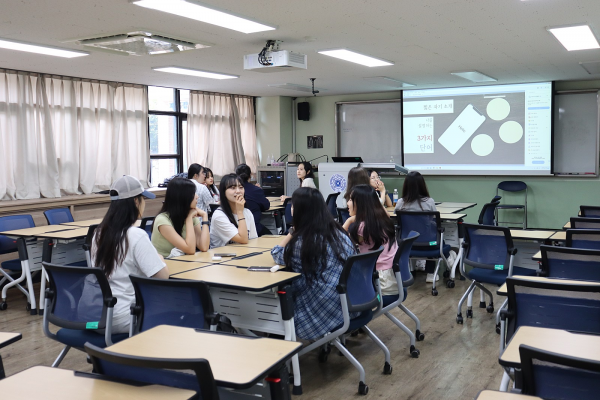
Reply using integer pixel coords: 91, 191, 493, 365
393, 188, 399, 205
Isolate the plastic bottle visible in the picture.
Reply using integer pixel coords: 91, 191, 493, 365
393, 188, 399, 205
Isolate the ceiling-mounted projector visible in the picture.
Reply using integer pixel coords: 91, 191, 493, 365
244, 40, 307, 72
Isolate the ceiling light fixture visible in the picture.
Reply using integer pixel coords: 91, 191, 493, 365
132, 0, 276, 34
152, 66, 238, 80
547, 24, 600, 51
0, 38, 88, 58
451, 71, 497, 83
363, 76, 415, 87
317, 49, 394, 67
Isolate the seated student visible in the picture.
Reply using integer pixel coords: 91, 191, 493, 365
203, 167, 220, 203
151, 177, 210, 257
188, 163, 214, 213
343, 184, 399, 296
340, 167, 371, 208
235, 163, 271, 236
271, 187, 357, 340
210, 173, 258, 248
394, 171, 438, 283
279, 162, 317, 201
88, 175, 169, 334
369, 170, 393, 207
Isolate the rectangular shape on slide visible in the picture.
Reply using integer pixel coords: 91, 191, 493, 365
438, 104, 486, 155
403, 99, 454, 115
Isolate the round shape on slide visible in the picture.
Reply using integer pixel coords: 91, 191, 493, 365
499, 121, 523, 144
487, 98, 511, 120
471, 134, 495, 156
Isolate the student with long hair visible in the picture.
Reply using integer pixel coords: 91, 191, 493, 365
340, 166, 371, 208
279, 162, 317, 201
188, 163, 214, 212
235, 163, 271, 236
210, 173, 258, 248
343, 184, 399, 295
271, 187, 357, 340
369, 170, 393, 207
394, 171, 439, 283
151, 177, 210, 257
89, 175, 168, 334
203, 167, 220, 203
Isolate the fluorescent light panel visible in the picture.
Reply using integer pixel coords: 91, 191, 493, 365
548, 25, 600, 51
451, 71, 497, 83
132, 0, 275, 34
0, 38, 88, 58
363, 76, 415, 87
153, 66, 238, 80
317, 49, 393, 67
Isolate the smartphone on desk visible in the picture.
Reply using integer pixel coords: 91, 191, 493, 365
438, 104, 486, 155
247, 266, 281, 272
214, 253, 236, 257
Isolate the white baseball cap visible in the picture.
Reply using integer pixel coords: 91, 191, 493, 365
110, 175, 156, 200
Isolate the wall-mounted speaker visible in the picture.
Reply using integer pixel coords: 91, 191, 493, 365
297, 102, 310, 121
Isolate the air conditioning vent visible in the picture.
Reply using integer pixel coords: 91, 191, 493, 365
77, 31, 209, 56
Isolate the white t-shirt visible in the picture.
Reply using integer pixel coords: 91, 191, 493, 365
90, 227, 166, 327
301, 177, 317, 189
191, 179, 214, 213
210, 208, 258, 248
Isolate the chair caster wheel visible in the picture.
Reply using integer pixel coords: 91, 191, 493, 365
446, 280, 455, 288
466, 309, 473, 318
358, 382, 369, 395
0, 302, 7, 311
410, 345, 420, 358
486, 304, 494, 313
432, 289, 438, 296
479, 301, 486, 308
456, 315, 463, 324
443, 270, 450, 278
496, 323, 501, 335
416, 329, 425, 341
383, 362, 392, 375
292, 385, 303, 395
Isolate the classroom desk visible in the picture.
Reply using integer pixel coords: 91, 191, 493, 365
173, 246, 268, 263
496, 275, 600, 296
0, 332, 22, 379
563, 221, 570, 229
164, 259, 212, 276
475, 390, 541, 400
61, 219, 142, 228
509, 230, 556, 270
549, 231, 566, 241
0, 366, 196, 399
267, 197, 281, 202
437, 202, 477, 211
499, 326, 600, 369
228, 235, 284, 250
220, 252, 279, 268
108, 325, 302, 391
532, 251, 541, 261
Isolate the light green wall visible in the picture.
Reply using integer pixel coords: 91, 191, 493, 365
255, 96, 281, 165
279, 97, 293, 155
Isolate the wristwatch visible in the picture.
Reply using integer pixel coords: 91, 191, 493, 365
202, 221, 210, 226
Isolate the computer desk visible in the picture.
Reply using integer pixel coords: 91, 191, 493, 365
0, 332, 21, 379
108, 325, 302, 395
475, 390, 541, 399
0, 366, 196, 399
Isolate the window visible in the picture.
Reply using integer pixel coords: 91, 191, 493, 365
148, 87, 187, 185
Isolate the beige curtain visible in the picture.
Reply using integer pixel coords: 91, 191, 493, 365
187, 92, 257, 178
0, 69, 149, 200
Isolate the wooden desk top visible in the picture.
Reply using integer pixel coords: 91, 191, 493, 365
386, 208, 467, 220
62, 219, 141, 228
0, 225, 74, 237
173, 247, 268, 263
267, 197, 281, 202
550, 231, 566, 241
172, 264, 299, 291
437, 202, 477, 210
108, 325, 302, 389
500, 326, 600, 368
436, 206, 465, 214
510, 230, 556, 240
228, 235, 284, 249
532, 251, 541, 261
0, 332, 22, 349
564, 221, 570, 229
475, 390, 541, 400
35, 227, 90, 240
0, 366, 196, 399
220, 252, 279, 268
497, 275, 600, 296
165, 260, 211, 276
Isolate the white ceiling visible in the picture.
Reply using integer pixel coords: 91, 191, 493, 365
2, 0, 600, 96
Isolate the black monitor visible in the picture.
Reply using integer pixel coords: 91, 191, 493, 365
331, 156, 363, 163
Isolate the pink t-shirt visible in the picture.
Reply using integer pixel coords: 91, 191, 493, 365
357, 222, 398, 271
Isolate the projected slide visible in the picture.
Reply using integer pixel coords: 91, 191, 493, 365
403, 82, 552, 175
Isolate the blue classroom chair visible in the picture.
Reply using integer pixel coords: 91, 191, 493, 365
570, 217, 600, 230
477, 201, 500, 226
44, 208, 74, 225
138, 217, 155, 240
566, 229, 600, 250
325, 192, 340, 219
337, 207, 350, 224
579, 205, 600, 218
539, 245, 600, 281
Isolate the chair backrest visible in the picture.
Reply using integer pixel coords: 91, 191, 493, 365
580, 205, 600, 218
392, 231, 420, 287
337, 207, 350, 224
0, 215, 35, 254
462, 224, 514, 271
570, 217, 600, 230
477, 201, 499, 225
283, 198, 293, 226
540, 245, 600, 281
209, 203, 220, 215
44, 208, 74, 225
325, 193, 340, 218
139, 217, 155, 239
42, 262, 115, 330
520, 344, 600, 400
130, 275, 214, 333
566, 229, 600, 250
339, 249, 384, 313
85, 343, 219, 400
490, 195, 502, 203
505, 277, 600, 342
396, 211, 442, 250
497, 181, 527, 193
